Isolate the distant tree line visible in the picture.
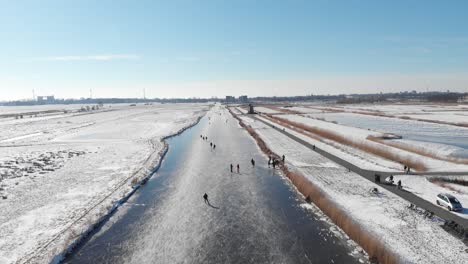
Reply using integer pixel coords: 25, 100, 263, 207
1, 91, 466, 106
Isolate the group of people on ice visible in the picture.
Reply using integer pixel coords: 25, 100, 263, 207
229, 153, 286, 174
200, 134, 216, 149
230, 163, 240, 173
267, 155, 285, 169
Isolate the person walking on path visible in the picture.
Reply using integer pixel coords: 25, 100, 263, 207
213, 144, 216, 149
210, 142, 212, 147
203, 193, 209, 204
397, 180, 402, 189
237, 164, 240, 173
230, 164, 233, 173
251, 158, 255, 166
272, 159, 276, 169
282, 155, 285, 162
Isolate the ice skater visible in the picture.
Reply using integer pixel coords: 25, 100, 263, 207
282, 155, 285, 162
230, 164, 233, 172
213, 144, 216, 149
397, 180, 402, 189
251, 158, 255, 166
237, 164, 240, 173
210, 142, 212, 147
203, 193, 209, 204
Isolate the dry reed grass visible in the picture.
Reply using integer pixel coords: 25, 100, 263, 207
228, 108, 400, 263
428, 177, 468, 187
267, 106, 303, 114
431, 180, 464, 194
284, 169, 398, 264
367, 136, 468, 165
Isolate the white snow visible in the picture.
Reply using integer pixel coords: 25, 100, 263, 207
237, 113, 468, 263
0, 103, 209, 264
289, 106, 327, 113
266, 114, 468, 172
254, 106, 283, 114
402, 113, 468, 125
393, 175, 468, 219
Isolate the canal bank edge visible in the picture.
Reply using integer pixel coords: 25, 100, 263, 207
227, 107, 400, 264
20, 110, 208, 264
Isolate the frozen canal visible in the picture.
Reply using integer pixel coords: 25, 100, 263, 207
63, 107, 361, 264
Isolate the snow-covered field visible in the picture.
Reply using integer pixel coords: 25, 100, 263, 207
333, 103, 468, 115
288, 106, 326, 113
261, 114, 468, 172
238, 114, 468, 263
393, 175, 468, 219
257, 103, 468, 172
254, 106, 283, 114
403, 113, 468, 125
0, 103, 209, 264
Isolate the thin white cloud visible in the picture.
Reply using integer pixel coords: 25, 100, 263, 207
37, 54, 140, 61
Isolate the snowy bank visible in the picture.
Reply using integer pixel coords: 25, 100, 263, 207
0, 104, 209, 264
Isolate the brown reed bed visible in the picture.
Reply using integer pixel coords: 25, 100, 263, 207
266, 106, 303, 115
430, 180, 464, 194
227, 107, 400, 263
367, 136, 468, 165
428, 177, 468, 187
262, 114, 427, 171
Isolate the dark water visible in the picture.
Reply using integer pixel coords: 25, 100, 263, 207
308, 112, 468, 158
62, 116, 362, 264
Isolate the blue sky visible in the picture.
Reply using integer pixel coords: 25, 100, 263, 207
1, 0, 467, 100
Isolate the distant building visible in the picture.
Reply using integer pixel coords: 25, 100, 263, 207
225, 96, 235, 103
37, 95, 55, 104
239, 95, 248, 103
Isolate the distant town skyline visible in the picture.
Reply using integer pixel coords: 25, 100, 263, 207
1, 0, 468, 101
